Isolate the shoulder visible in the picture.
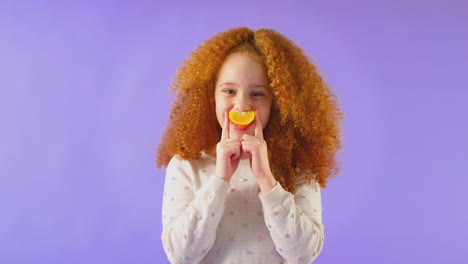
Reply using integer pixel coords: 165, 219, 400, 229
294, 168, 320, 187
166, 154, 187, 170
166, 152, 216, 174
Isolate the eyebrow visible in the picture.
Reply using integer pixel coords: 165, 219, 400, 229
217, 82, 267, 88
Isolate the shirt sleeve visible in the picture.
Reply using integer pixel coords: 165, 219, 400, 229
161, 155, 231, 264
259, 179, 324, 263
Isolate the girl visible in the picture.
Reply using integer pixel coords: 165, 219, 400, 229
156, 27, 343, 264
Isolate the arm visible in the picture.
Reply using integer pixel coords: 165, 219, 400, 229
259, 179, 324, 263
161, 156, 230, 264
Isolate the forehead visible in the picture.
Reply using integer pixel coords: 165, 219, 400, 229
216, 53, 268, 84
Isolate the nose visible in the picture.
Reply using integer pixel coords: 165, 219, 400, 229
233, 94, 252, 112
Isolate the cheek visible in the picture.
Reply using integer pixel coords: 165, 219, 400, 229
261, 113, 270, 128
216, 107, 223, 125
217, 102, 226, 111
260, 104, 272, 128
215, 102, 229, 125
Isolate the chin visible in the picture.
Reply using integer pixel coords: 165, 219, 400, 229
230, 129, 254, 137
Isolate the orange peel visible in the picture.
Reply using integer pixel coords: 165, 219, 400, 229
229, 110, 255, 127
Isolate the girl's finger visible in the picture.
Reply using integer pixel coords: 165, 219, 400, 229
254, 110, 263, 139
230, 151, 240, 160
241, 140, 262, 153
241, 141, 251, 152
221, 111, 230, 140
228, 147, 240, 159
225, 136, 240, 142
242, 134, 255, 141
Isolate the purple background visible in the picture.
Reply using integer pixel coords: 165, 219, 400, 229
1, 0, 467, 263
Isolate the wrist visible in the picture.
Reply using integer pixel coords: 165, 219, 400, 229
257, 175, 277, 194
215, 173, 231, 183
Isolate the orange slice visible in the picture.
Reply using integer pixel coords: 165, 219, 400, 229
229, 111, 255, 127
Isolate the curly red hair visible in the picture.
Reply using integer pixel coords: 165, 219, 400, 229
156, 27, 344, 193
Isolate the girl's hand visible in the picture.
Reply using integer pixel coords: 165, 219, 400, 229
215, 111, 241, 182
241, 110, 277, 194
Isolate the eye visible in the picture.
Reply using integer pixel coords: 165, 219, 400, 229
223, 89, 235, 94
251, 92, 265, 97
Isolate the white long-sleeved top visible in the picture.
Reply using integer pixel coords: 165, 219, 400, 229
161, 152, 325, 264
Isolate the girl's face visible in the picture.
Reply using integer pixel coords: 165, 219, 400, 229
214, 53, 273, 138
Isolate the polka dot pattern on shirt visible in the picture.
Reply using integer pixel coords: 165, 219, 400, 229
162, 155, 324, 263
